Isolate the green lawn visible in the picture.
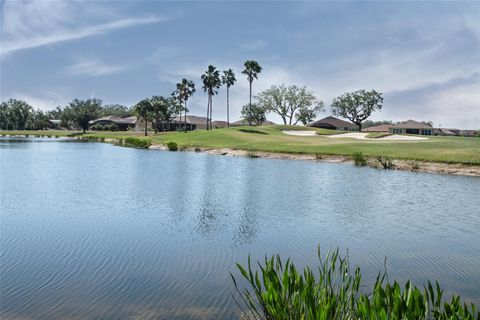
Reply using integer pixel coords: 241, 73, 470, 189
2, 126, 480, 165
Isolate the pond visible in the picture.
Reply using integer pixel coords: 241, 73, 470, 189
1, 137, 479, 319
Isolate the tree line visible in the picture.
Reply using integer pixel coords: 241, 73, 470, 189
0, 98, 132, 132
1, 59, 386, 133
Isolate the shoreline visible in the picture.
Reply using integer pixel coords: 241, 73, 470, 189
2, 134, 480, 177
149, 144, 480, 177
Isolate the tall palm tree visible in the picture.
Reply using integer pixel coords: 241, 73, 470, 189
242, 60, 262, 109
221, 69, 236, 127
201, 65, 222, 130
133, 98, 153, 136
174, 79, 195, 132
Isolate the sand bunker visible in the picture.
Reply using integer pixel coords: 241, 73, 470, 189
327, 132, 428, 141
282, 130, 317, 136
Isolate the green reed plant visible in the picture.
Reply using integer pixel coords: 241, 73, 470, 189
232, 248, 479, 320
353, 152, 367, 166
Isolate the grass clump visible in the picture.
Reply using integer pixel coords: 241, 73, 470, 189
166, 141, 178, 151
353, 152, 367, 166
123, 137, 151, 148
232, 248, 479, 320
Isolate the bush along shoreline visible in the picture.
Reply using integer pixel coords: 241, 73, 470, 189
231, 248, 479, 320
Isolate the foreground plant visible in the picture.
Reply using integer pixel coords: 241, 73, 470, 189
231, 248, 479, 320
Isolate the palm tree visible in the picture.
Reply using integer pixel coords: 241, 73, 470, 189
242, 60, 262, 109
201, 65, 222, 130
221, 69, 236, 127
133, 98, 153, 136
173, 79, 195, 132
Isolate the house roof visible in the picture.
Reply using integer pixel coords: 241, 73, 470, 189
362, 124, 392, 132
309, 116, 357, 129
173, 115, 208, 125
92, 116, 137, 124
390, 120, 432, 129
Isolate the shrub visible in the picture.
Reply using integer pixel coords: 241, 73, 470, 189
376, 156, 395, 169
232, 248, 479, 320
178, 144, 188, 151
247, 151, 259, 158
124, 137, 151, 148
412, 161, 420, 170
353, 152, 367, 166
166, 142, 178, 151
55, 135, 59, 138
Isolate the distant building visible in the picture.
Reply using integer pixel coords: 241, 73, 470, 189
362, 124, 391, 132
437, 128, 460, 136
309, 116, 358, 131
389, 120, 433, 135
91, 116, 137, 131
171, 115, 228, 130
48, 119, 62, 129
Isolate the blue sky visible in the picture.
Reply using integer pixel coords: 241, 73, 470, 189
1, 0, 479, 128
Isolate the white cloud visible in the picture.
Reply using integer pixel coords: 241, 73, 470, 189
0, 0, 169, 56
7, 91, 70, 110
64, 59, 125, 77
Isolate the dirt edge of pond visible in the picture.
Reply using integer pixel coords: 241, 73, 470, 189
148, 145, 480, 177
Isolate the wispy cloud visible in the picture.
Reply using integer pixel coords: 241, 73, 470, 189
0, 0, 170, 56
239, 40, 267, 51
64, 59, 125, 77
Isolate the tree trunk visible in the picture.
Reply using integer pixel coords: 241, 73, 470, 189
249, 81, 252, 107
227, 86, 230, 127
144, 118, 147, 136
83, 127, 86, 133
357, 123, 362, 132
206, 95, 210, 130
184, 101, 187, 132
209, 93, 213, 130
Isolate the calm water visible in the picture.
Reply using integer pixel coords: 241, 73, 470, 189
1, 137, 479, 319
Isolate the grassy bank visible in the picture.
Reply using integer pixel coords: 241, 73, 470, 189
2, 125, 480, 165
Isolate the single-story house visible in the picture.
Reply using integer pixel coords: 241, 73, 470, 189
362, 124, 392, 132
309, 116, 358, 131
91, 116, 137, 131
231, 119, 275, 126
173, 115, 212, 130
437, 128, 460, 136
154, 120, 195, 132
389, 120, 434, 135
48, 119, 62, 129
